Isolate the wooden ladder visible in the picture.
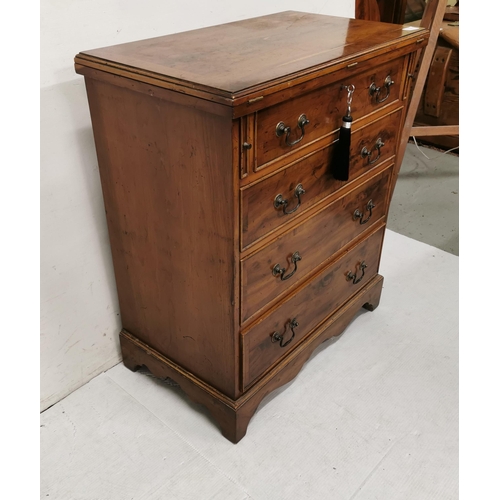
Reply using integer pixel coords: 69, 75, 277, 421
392, 0, 458, 197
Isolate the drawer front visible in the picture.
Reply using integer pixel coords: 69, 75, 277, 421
255, 56, 405, 169
241, 165, 392, 323
241, 225, 385, 389
241, 109, 401, 249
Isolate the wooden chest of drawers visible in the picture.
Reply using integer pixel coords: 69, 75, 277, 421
75, 11, 428, 442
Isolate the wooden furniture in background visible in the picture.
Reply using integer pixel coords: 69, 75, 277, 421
75, 11, 428, 442
392, 0, 458, 193
357, 0, 459, 153
413, 14, 459, 150
356, 0, 408, 23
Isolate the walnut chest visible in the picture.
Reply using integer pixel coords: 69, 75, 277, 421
75, 11, 428, 442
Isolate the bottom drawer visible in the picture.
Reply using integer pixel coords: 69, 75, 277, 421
241, 225, 385, 390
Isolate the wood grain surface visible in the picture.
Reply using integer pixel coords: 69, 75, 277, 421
241, 108, 401, 249
255, 56, 404, 168
76, 11, 426, 99
241, 226, 385, 388
85, 77, 238, 397
241, 169, 391, 323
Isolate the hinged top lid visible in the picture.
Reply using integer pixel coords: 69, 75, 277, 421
75, 11, 427, 105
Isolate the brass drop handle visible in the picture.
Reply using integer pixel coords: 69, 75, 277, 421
360, 138, 385, 164
276, 114, 310, 147
271, 318, 299, 348
346, 261, 367, 285
274, 184, 306, 215
353, 200, 376, 225
369, 75, 394, 104
272, 251, 302, 281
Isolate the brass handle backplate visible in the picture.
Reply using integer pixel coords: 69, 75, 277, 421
274, 184, 306, 215
369, 75, 395, 104
271, 318, 299, 348
353, 200, 376, 225
360, 138, 385, 164
346, 261, 368, 285
276, 114, 310, 147
272, 251, 302, 281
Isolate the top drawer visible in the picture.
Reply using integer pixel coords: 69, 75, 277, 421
255, 56, 405, 170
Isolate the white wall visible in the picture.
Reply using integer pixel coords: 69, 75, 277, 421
40, 0, 354, 411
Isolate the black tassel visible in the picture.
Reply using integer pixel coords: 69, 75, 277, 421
332, 84, 355, 181
332, 115, 352, 181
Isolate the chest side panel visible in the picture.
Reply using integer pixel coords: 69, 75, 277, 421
84, 77, 238, 397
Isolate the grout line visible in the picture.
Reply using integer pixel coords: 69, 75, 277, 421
346, 434, 403, 500
40, 359, 122, 414
103, 373, 255, 500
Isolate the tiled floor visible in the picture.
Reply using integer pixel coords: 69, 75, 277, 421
41, 228, 459, 499
388, 142, 459, 256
